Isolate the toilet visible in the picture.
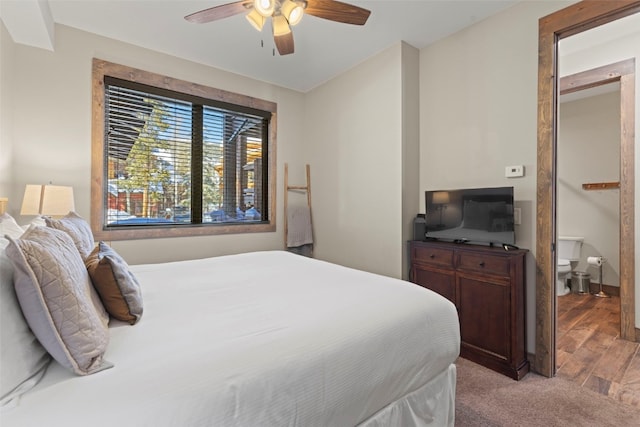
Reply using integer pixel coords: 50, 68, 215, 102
557, 236, 584, 296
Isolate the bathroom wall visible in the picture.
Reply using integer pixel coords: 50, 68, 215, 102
558, 12, 640, 326
557, 90, 620, 287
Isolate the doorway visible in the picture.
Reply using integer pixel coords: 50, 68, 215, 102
535, 2, 639, 378
558, 80, 621, 302
555, 65, 623, 382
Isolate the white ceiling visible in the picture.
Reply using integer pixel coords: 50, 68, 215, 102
1, 0, 523, 92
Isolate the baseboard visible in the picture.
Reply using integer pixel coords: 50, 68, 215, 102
587, 282, 620, 296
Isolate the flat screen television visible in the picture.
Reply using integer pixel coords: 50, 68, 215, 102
425, 186, 515, 246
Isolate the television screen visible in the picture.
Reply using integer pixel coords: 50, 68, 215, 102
425, 186, 515, 245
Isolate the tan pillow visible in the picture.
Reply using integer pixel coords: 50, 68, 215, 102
86, 242, 143, 325
6, 226, 111, 376
45, 211, 94, 260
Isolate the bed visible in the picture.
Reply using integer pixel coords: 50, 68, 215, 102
1, 218, 460, 426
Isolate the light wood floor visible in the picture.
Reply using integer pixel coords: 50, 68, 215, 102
557, 293, 640, 409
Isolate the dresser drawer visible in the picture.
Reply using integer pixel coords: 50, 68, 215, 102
457, 252, 510, 276
412, 245, 454, 268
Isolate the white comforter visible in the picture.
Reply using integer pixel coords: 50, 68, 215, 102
2, 251, 460, 426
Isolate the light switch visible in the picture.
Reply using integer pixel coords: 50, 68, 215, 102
514, 207, 521, 225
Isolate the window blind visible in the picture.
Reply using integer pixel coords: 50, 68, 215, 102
104, 78, 268, 227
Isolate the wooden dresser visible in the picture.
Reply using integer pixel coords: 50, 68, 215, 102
409, 240, 529, 380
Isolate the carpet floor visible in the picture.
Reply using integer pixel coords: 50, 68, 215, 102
455, 357, 640, 426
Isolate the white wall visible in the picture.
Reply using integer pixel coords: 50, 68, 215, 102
558, 91, 620, 287
304, 43, 405, 278
419, 1, 572, 353
559, 14, 640, 327
3, 24, 306, 264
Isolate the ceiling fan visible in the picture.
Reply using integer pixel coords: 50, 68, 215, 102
185, 0, 371, 56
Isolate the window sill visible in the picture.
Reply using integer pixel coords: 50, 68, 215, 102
91, 221, 275, 241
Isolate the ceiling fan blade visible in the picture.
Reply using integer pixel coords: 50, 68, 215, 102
274, 32, 295, 55
185, 1, 251, 24
304, 0, 371, 25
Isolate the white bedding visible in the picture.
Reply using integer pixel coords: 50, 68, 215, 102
2, 251, 460, 426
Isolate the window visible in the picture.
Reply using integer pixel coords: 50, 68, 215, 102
91, 59, 276, 240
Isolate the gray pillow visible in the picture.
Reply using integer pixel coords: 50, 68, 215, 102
0, 238, 51, 407
6, 226, 112, 376
45, 211, 94, 260
86, 242, 143, 325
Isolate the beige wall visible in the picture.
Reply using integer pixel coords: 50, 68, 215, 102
304, 42, 405, 278
0, 23, 14, 200
558, 91, 621, 288
2, 24, 306, 264
2, 23, 411, 278
401, 43, 420, 280
419, 1, 572, 353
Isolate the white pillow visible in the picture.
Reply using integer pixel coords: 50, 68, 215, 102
6, 226, 112, 376
0, 213, 25, 239
24, 216, 47, 229
0, 237, 51, 407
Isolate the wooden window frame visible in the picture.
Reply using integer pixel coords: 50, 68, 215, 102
91, 58, 277, 241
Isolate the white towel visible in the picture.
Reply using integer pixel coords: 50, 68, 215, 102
287, 205, 313, 247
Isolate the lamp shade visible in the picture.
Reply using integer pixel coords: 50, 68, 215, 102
281, 0, 304, 26
246, 8, 266, 31
272, 14, 291, 36
254, 0, 275, 17
20, 185, 44, 215
21, 185, 75, 217
432, 191, 450, 204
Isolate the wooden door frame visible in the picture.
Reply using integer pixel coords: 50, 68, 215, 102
536, 0, 640, 378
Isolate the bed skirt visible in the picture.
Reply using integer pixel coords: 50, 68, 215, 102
359, 363, 456, 427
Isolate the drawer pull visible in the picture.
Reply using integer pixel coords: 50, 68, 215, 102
430, 254, 436, 259
479, 261, 485, 267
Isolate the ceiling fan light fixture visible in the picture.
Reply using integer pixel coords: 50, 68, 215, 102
246, 9, 266, 31
185, 0, 370, 56
272, 14, 291, 37
254, 0, 275, 17
281, 0, 304, 26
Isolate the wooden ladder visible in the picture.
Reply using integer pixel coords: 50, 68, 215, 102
283, 163, 313, 249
